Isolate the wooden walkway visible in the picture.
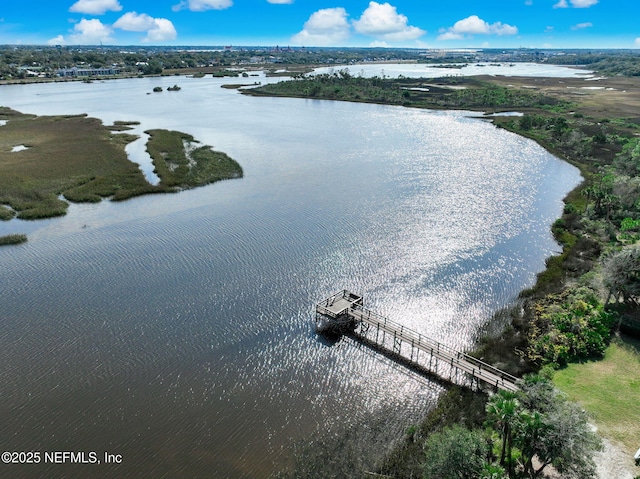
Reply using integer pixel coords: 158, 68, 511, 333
316, 290, 519, 392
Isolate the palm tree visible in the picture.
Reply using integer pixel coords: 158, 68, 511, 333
485, 391, 520, 477
516, 410, 549, 478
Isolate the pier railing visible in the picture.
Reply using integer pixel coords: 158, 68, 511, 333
316, 291, 519, 392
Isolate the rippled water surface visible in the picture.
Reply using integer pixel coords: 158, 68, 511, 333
0, 72, 580, 478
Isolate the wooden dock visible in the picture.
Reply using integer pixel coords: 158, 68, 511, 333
316, 290, 519, 392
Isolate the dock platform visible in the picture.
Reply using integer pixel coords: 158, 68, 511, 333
315, 290, 519, 392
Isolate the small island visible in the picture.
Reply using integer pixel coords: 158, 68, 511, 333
0, 107, 242, 244
0, 233, 27, 245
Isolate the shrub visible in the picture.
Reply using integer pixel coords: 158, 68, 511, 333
527, 287, 617, 367
423, 425, 489, 479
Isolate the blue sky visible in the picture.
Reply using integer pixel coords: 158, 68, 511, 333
1, 0, 639, 48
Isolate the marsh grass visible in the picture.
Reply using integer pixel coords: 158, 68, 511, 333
109, 120, 140, 132
0, 233, 27, 245
0, 205, 15, 220
145, 129, 243, 188
0, 108, 152, 218
553, 336, 640, 454
0, 108, 242, 219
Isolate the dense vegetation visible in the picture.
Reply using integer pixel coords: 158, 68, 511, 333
527, 287, 617, 367
545, 52, 640, 76
246, 70, 569, 112
504, 108, 640, 338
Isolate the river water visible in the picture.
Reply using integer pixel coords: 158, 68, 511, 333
0, 68, 581, 478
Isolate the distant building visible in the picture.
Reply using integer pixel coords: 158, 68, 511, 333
56, 67, 120, 77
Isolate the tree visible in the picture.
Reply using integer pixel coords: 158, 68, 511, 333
584, 169, 618, 220
514, 375, 602, 479
516, 409, 549, 478
485, 391, 519, 475
540, 400, 601, 478
143, 60, 162, 75
603, 246, 640, 306
423, 425, 488, 479
615, 137, 640, 176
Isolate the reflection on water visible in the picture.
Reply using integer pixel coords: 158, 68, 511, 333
0, 73, 581, 478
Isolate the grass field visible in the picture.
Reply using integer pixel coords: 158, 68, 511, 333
553, 336, 640, 455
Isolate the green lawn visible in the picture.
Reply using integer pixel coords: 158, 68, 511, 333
553, 336, 640, 454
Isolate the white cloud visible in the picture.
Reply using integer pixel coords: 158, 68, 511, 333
437, 31, 463, 41
113, 12, 177, 42
571, 22, 593, 30
569, 0, 598, 6
291, 8, 350, 46
437, 15, 518, 41
69, 0, 122, 15
114, 12, 156, 31
352, 2, 424, 42
47, 35, 66, 46
449, 15, 492, 35
68, 18, 114, 44
554, 0, 598, 8
636, 38, 640, 47
145, 19, 177, 42
493, 23, 519, 35
267, 0, 293, 3
172, 0, 232, 12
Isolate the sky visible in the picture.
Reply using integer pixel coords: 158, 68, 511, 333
1, 0, 639, 49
